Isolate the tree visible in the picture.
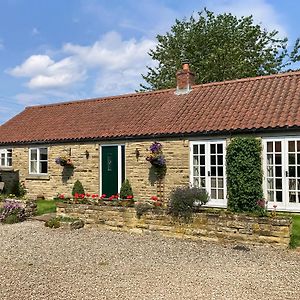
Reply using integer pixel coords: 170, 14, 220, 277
140, 9, 300, 91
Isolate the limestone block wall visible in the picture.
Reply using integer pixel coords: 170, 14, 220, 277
12, 143, 99, 199
125, 139, 190, 201
57, 203, 292, 248
6, 138, 189, 201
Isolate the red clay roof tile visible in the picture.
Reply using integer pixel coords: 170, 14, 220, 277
1, 71, 300, 144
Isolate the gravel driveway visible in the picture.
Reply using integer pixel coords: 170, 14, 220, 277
0, 221, 299, 300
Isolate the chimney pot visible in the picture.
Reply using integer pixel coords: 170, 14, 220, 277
175, 62, 195, 95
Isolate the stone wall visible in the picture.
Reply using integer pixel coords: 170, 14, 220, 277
7, 138, 189, 200
12, 143, 99, 199
57, 203, 292, 248
125, 139, 189, 201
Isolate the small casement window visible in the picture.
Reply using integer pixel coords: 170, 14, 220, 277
0, 149, 12, 167
29, 147, 48, 174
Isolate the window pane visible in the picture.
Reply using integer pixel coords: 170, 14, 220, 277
210, 144, 216, 154
40, 148, 48, 160
193, 145, 198, 154
218, 189, 224, 200
267, 178, 274, 189
217, 166, 224, 176
193, 166, 199, 176
267, 142, 273, 152
7, 158, 12, 167
200, 167, 205, 176
211, 189, 217, 199
200, 178, 205, 188
199, 145, 205, 154
276, 191, 282, 202
193, 177, 199, 188
289, 179, 296, 190
297, 141, 300, 152
217, 144, 223, 154
275, 166, 282, 177
30, 161, 37, 173
289, 141, 295, 152
211, 167, 216, 176
40, 161, 48, 174
275, 179, 282, 189
211, 177, 216, 188
200, 155, 205, 165
275, 154, 281, 165
289, 154, 296, 165
218, 178, 223, 188
267, 154, 273, 165
193, 156, 199, 165
210, 155, 216, 165
217, 155, 223, 165
275, 141, 281, 152
1, 157, 5, 166
267, 191, 274, 201
30, 149, 37, 160
289, 192, 296, 203
267, 166, 273, 177
289, 166, 296, 177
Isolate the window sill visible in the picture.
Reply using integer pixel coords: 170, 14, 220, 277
26, 174, 50, 180
0, 167, 14, 172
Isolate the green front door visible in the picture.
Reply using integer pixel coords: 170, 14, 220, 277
102, 146, 119, 197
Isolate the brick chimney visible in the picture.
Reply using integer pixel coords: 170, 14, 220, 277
175, 62, 195, 95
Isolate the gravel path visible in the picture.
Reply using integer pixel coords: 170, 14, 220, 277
0, 221, 299, 300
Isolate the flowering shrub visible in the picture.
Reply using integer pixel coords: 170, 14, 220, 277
146, 142, 167, 179
0, 200, 26, 224
55, 156, 74, 167
135, 196, 162, 218
57, 192, 135, 207
146, 142, 166, 167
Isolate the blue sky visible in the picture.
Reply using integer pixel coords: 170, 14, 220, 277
0, 0, 299, 124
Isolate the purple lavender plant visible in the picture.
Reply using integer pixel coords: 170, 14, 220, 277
0, 200, 26, 223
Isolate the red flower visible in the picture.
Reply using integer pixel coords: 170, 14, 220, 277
127, 195, 133, 199
59, 194, 64, 199
113, 195, 119, 199
86, 193, 90, 197
101, 194, 107, 198
108, 196, 114, 201
80, 194, 85, 199
74, 193, 79, 199
94, 194, 99, 198
151, 196, 158, 201
92, 194, 96, 198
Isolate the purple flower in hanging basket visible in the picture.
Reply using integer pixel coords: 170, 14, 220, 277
149, 142, 162, 153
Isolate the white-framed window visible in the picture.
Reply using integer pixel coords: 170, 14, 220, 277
0, 149, 12, 167
29, 147, 48, 174
190, 140, 227, 207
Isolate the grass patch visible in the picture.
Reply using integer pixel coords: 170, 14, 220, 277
290, 215, 300, 249
36, 200, 57, 216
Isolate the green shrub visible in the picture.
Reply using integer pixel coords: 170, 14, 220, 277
226, 137, 263, 212
169, 186, 209, 221
120, 179, 133, 199
72, 180, 85, 196
135, 202, 153, 219
3, 213, 20, 224
45, 217, 60, 228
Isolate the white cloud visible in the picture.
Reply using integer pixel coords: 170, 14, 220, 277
205, 0, 287, 38
8, 31, 156, 93
0, 39, 4, 50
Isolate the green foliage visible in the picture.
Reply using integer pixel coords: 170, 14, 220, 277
72, 180, 85, 196
169, 186, 209, 221
45, 217, 60, 228
36, 200, 57, 216
135, 202, 153, 219
290, 215, 300, 249
120, 179, 133, 199
226, 137, 263, 212
3, 213, 20, 224
140, 9, 300, 91
11, 180, 26, 198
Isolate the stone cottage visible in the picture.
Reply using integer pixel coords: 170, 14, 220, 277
1, 64, 300, 212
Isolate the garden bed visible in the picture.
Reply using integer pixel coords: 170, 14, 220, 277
56, 202, 292, 248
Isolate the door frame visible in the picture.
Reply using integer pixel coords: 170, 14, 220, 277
99, 144, 125, 196
189, 139, 227, 208
263, 136, 300, 212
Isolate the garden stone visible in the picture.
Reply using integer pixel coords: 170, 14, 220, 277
70, 219, 84, 230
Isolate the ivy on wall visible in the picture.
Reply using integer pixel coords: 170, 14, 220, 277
226, 137, 263, 212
